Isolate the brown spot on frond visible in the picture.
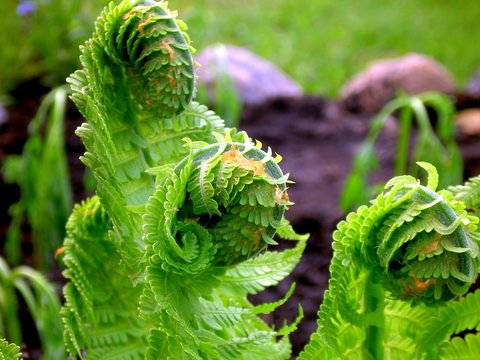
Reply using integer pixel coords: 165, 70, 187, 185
400, 273, 436, 300
54, 247, 65, 260
166, 73, 177, 88
250, 227, 265, 250
275, 186, 290, 205
221, 145, 266, 176
122, 6, 142, 20
122, 10, 134, 20
159, 39, 176, 60
417, 234, 441, 256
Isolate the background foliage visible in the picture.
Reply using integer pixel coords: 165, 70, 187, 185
175, 0, 480, 96
1, 0, 479, 98
0, 0, 109, 98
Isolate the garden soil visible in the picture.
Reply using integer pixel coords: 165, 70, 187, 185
1, 82, 480, 357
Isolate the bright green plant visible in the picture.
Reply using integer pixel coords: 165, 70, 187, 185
341, 92, 462, 212
0, 256, 64, 359
58, 1, 480, 359
2, 87, 72, 271
61, 1, 305, 358
0, 339, 22, 360
299, 163, 480, 359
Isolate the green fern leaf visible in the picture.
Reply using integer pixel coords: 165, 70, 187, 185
441, 333, 480, 360
220, 236, 306, 296
418, 290, 480, 356
198, 299, 250, 330
0, 339, 22, 360
61, 197, 147, 359
64, 1, 304, 359
300, 164, 480, 359
383, 335, 416, 359
448, 175, 480, 210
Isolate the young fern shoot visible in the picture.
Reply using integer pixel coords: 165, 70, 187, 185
340, 92, 462, 212
61, 1, 306, 359
0, 339, 22, 360
60, 1, 480, 359
300, 163, 480, 359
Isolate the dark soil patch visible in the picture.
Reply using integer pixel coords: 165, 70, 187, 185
1, 82, 480, 358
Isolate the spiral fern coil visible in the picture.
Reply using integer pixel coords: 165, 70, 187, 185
61, 1, 306, 359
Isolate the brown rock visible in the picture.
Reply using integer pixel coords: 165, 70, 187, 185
455, 108, 480, 135
340, 53, 456, 114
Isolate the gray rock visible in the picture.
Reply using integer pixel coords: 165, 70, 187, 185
340, 53, 456, 113
466, 68, 480, 97
0, 105, 7, 126
195, 44, 303, 105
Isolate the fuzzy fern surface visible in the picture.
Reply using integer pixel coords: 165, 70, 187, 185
0, 339, 22, 360
62, 1, 306, 359
299, 164, 480, 359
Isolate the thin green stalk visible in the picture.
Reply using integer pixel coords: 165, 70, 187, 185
0, 258, 21, 346
363, 276, 385, 360
340, 92, 462, 212
32, 86, 71, 269
394, 105, 412, 176
3, 86, 72, 271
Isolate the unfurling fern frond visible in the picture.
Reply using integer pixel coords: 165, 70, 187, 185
141, 140, 304, 358
299, 164, 480, 359
62, 1, 306, 359
0, 339, 22, 360
144, 141, 291, 271
448, 174, 480, 212
67, 0, 225, 278
61, 196, 147, 360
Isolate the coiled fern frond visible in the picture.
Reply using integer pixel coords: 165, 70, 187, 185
299, 163, 480, 359
448, 174, 480, 213
0, 339, 22, 360
144, 140, 290, 271
61, 1, 306, 359
55, 1, 480, 358
68, 0, 224, 276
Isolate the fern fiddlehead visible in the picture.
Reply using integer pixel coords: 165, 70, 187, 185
299, 163, 480, 359
0, 339, 22, 360
62, 1, 305, 359
68, 0, 221, 271
144, 140, 290, 271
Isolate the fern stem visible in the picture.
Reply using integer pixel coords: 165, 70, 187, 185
0, 258, 22, 346
395, 105, 412, 176
363, 276, 384, 360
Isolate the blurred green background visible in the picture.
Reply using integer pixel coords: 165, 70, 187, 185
1, 0, 479, 97
174, 0, 480, 96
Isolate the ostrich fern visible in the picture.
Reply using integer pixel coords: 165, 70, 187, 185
61, 1, 305, 359
60, 1, 480, 359
299, 164, 480, 359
